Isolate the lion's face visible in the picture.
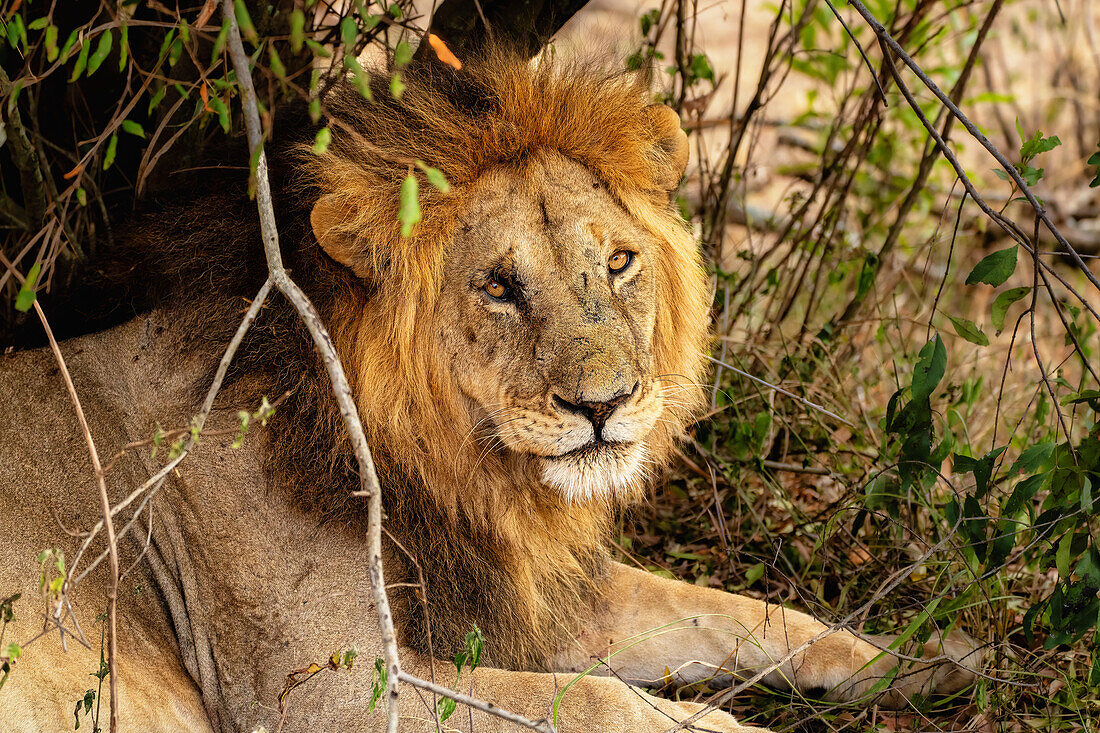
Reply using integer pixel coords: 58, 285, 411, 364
438, 151, 665, 502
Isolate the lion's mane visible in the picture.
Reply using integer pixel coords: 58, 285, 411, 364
109, 52, 710, 669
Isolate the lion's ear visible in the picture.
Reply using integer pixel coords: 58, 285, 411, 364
643, 104, 689, 193
311, 195, 373, 278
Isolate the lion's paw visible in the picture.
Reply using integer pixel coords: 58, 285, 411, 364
866, 628, 985, 708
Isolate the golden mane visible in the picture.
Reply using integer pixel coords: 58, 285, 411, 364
290, 53, 712, 666
308, 52, 709, 515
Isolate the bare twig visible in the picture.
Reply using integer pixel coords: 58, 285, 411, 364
68, 280, 275, 587
0, 251, 120, 731
398, 671, 557, 733
705, 354, 854, 426
30, 304, 119, 731
220, 2, 401, 730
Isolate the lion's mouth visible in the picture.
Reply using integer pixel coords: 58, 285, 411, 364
546, 440, 633, 462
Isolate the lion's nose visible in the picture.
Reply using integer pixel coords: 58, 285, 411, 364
552, 382, 638, 441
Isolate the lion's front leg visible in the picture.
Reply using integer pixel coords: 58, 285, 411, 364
556, 562, 979, 707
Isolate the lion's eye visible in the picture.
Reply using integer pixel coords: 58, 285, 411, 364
608, 250, 634, 273
484, 280, 510, 300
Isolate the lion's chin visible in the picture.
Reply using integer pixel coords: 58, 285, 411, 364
539, 441, 647, 503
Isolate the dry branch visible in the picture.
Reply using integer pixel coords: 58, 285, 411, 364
219, 3, 401, 731
398, 672, 558, 733
32, 300, 120, 733
0, 251, 120, 731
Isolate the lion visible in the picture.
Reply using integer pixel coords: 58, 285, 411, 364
0, 53, 978, 732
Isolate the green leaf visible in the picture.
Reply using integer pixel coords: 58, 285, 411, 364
43, 24, 58, 61
102, 133, 118, 170
1088, 145, 1100, 188
3, 642, 21, 662
947, 315, 989, 346
399, 174, 420, 237
345, 55, 373, 100
389, 72, 405, 99
666, 549, 706, 560
1002, 471, 1050, 517
1020, 131, 1061, 161
168, 37, 183, 67
953, 446, 1006, 498
120, 119, 145, 138
157, 27, 177, 62
991, 286, 1030, 332
5, 14, 26, 51
28, 17, 49, 31
59, 28, 80, 62
211, 19, 229, 63
1020, 165, 1043, 187
689, 53, 714, 83
416, 161, 450, 193
118, 22, 128, 71
207, 95, 231, 133
463, 625, 483, 671
1056, 531, 1072, 578
368, 657, 386, 713
911, 334, 946, 402
437, 695, 456, 721
233, 0, 258, 43
965, 246, 1017, 287
1007, 442, 1055, 477
394, 40, 412, 67
147, 85, 167, 115
312, 127, 331, 155
268, 45, 287, 80
304, 38, 331, 59
290, 10, 305, 53
744, 562, 766, 586
69, 37, 90, 81
341, 16, 357, 49
1062, 389, 1100, 407
15, 262, 42, 313
86, 29, 113, 76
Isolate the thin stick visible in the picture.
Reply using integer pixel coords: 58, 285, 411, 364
30, 297, 120, 733
220, 3, 401, 730
398, 672, 556, 733
68, 281, 275, 587
705, 354, 854, 426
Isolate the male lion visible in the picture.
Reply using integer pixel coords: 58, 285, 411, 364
0, 55, 977, 732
